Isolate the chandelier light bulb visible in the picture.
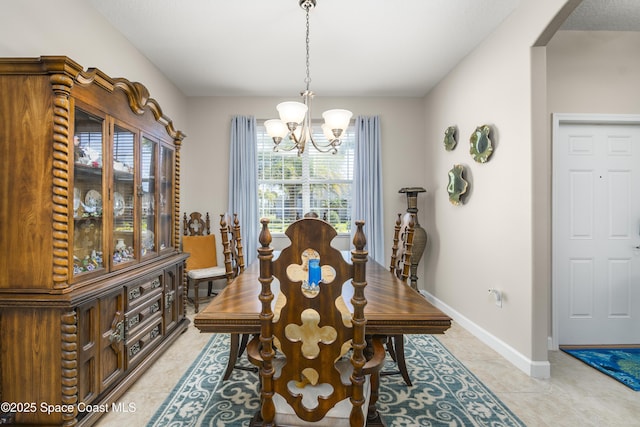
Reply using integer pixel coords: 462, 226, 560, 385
276, 101, 308, 126
322, 109, 353, 133
264, 119, 289, 140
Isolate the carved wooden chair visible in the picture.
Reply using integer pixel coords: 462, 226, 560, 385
218, 213, 257, 380
182, 212, 230, 313
220, 212, 245, 283
247, 218, 385, 426
385, 213, 416, 386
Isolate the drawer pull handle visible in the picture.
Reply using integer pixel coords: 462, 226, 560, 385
129, 288, 141, 301
150, 325, 161, 339
128, 315, 140, 329
129, 342, 141, 357
151, 301, 161, 313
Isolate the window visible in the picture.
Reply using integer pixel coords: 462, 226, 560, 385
257, 122, 355, 233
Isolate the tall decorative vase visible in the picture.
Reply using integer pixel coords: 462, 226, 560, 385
399, 187, 427, 290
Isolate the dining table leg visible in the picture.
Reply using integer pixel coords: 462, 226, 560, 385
223, 333, 241, 380
366, 370, 386, 426
392, 334, 412, 386
223, 334, 256, 380
364, 335, 387, 426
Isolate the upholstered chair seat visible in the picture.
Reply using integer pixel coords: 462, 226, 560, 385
187, 265, 227, 280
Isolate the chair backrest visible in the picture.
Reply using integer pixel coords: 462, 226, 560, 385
182, 212, 218, 270
219, 213, 245, 283
389, 213, 416, 282
297, 211, 328, 221
183, 211, 211, 236
256, 217, 369, 425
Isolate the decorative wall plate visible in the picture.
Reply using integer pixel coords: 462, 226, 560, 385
447, 164, 468, 205
113, 192, 125, 216
470, 125, 493, 163
85, 189, 102, 209
444, 126, 457, 151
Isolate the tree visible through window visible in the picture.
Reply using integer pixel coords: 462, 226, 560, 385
257, 121, 354, 233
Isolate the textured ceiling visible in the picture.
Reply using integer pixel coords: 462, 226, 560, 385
87, 0, 639, 97
560, 0, 640, 31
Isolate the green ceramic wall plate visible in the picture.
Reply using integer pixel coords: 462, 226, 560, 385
447, 164, 468, 205
470, 125, 493, 163
444, 126, 457, 151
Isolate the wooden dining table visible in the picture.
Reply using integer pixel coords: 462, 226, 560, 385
193, 253, 452, 424
194, 255, 451, 335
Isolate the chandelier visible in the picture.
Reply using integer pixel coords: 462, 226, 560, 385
264, 0, 353, 155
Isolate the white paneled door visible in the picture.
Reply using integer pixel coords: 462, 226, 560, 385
554, 116, 640, 345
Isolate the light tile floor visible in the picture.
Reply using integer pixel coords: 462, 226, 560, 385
95, 302, 640, 427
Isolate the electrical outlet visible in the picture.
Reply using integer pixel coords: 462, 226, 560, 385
488, 288, 503, 308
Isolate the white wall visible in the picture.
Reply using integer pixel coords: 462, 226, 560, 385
421, 0, 570, 377
0, 0, 187, 128
183, 96, 428, 269
547, 31, 640, 114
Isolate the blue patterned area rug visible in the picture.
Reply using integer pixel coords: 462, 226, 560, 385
561, 347, 640, 391
148, 334, 524, 426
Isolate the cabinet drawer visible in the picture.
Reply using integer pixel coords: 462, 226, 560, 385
125, 293, 163, 338
125, 276, 163, 310
125, 315, 163, 368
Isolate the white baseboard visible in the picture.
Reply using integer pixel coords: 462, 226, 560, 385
419, 290, 551, 379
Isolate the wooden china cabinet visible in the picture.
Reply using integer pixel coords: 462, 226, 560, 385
0, 56, 188, 426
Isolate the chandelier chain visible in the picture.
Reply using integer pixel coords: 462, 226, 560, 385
304, 5, 311, 90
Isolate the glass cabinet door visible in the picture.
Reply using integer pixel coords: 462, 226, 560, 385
158, 144, 174, 252
73, 108, 105, 277
141, 137, 157, 258
112, 124, 136, 267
